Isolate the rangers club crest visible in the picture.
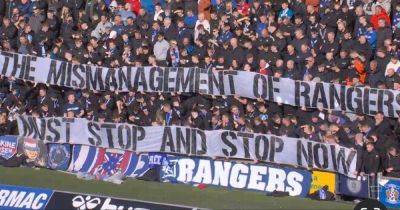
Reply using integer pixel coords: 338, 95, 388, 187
48, 144, 71, 170
386, 184, 400, 204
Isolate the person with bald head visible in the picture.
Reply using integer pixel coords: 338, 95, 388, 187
385, 67, 400, 89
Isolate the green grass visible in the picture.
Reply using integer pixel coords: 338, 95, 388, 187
0, 166, 354, 210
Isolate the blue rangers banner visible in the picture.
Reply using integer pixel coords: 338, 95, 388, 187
0, 136, 18, 160
1, 51, 400, 117
17, 116, 358, 178
67, 145, 150, 178
0, 184, 53, 209
160, 156, 312, 197
379, 176, 400, 209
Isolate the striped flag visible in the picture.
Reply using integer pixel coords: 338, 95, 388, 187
68, 145, 150, 178
125, 154, 150, 178
68, 145, 106, 173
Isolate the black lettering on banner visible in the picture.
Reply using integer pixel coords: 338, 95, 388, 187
118, 67, 132, 91
190, 128, 197, 155
23, 56, 36, 81
237, 132, 252, 159
270, 136, 284, 162
47, 60, 67, 86
131, 126, 145, 151
311, 83, 328, 109
149, 66, 163, 91
9, 54, 19, 77
118, 124, 131, 149
65, 62, 73, 86
329, 84, 346, 110
176, 127, 191, 154
224, 70, 237, 95
346, 86, 363, 113
1, 51, 12, 75
363, 87, 371, 115
162, 67, 170, 92
163, 67, 176, 92
105, 68, 118, 91
101, 123, 116, 149
194, 129, 207, 155
161, 127, 175, 152
294, 81, 310, 107
253, 74, 268, 99
346, 150, 357, 173
28, 116, 46, 141
71, 64, 85, 88
270, 77, 280, 101
168, 67, 177, 92
14, 54, 26, 79
88, 122, 102, 146
330, 145, 356, 174
86, 66, 105, 91
176, 67, 194, 92
255, 135, 269, 161
377, 89, 384, 114
19, 116, 32, 137
384, 90, 394, 117
366, 88, 378, 115
196, 68, 208, 94
208, 70, 224, 95
296, 140, 313, 168
62, 118, 74, 143
221, 131, 237, 157
313, 143, 328, 169
133, 67, 148, 91
46, 118, 61, 143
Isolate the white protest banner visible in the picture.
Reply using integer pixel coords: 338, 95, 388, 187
1, 51, 398, 117
17, 116, 358, 177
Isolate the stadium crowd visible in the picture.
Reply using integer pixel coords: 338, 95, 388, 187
0, 0, 400, 179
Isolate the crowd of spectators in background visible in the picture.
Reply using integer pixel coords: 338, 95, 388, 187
0, 0, 400, 178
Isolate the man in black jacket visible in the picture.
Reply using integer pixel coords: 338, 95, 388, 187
384, 147, 400, 178
360, 142, 380, 177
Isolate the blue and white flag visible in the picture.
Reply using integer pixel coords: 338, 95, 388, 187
125, 153, 151, 178
68, 145, 106, 174
68, 145, 150, 178
0, 135, 18, 160
47, 144, 71, 171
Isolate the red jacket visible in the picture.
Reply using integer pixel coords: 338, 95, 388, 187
370, 9, 391, 30
125, 0, 141, 14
